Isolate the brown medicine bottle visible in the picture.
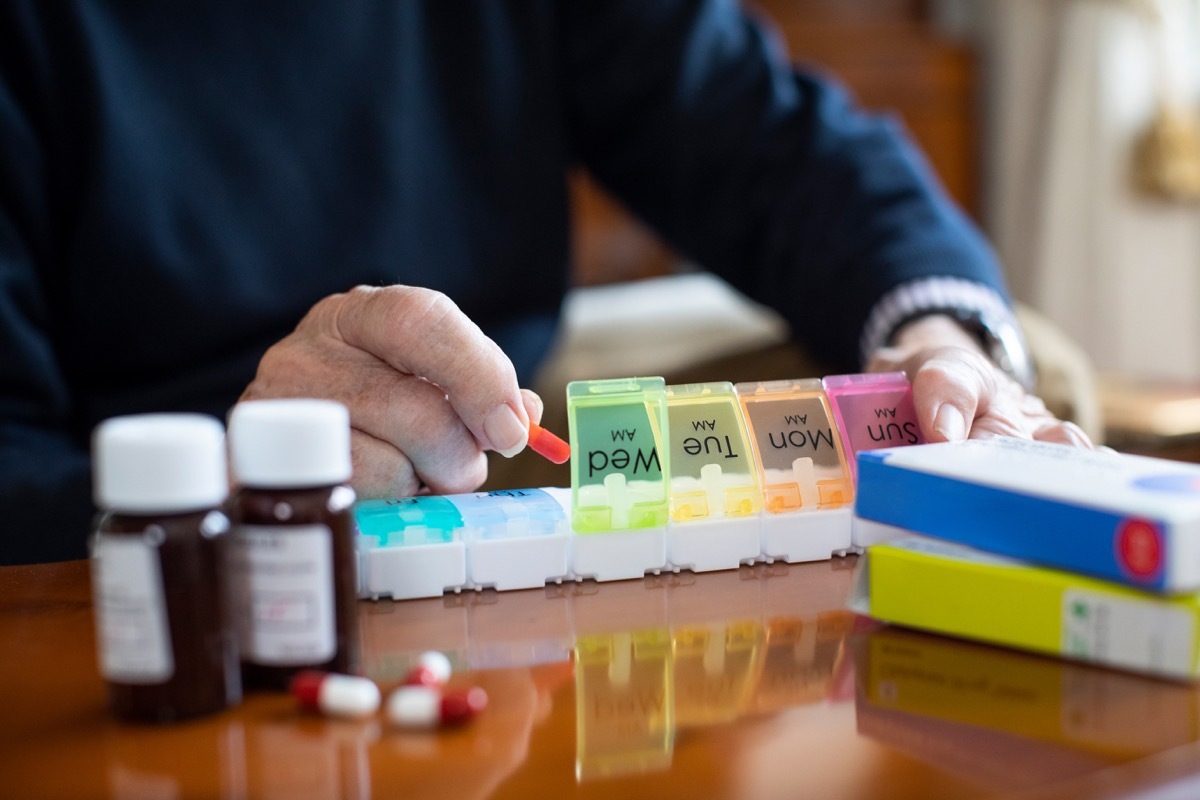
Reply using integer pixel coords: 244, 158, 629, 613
90, 414, 242, 722
227, 399, 360, 691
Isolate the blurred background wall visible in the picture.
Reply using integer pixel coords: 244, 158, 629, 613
956, 0, 1200, 385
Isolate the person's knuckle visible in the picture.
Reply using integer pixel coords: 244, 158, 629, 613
397, 286, 456, 324
425, 452, 488, 494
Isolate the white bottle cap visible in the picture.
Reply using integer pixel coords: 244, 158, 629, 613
228, 399, 352, 488
93, 414, 229, 513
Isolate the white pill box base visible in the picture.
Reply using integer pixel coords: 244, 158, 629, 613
362, 540, 467, 601
465, 487, 573, 591
469, 534, 570, 591
355, 488, 857, 598
759, 507, 852, 564
667, 515, 761, 573
360, 532, 571, 597
572, 526, 668, 582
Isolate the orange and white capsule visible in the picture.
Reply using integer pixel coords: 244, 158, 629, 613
402, 650, 453, 687
527, 422, 571, 465
385, 685, 488, 729
290, 671, 381, 719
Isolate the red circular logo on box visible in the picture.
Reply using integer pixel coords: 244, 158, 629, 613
1115, 518, 1164, 581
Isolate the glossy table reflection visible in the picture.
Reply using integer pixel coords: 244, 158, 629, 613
7, 558, 1200, 799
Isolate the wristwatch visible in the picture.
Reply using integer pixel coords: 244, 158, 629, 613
943, 306, 1038, 392
888, 306, 1037, 392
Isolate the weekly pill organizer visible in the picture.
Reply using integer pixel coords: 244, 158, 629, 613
354, 372, 923, 600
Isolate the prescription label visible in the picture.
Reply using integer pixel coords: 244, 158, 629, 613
1061, 589, 1194, 675
92, 534, 174, 683
231, 524, 336, 665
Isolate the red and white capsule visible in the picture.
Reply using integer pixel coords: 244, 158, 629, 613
402, 650, 453, 687
385, 685, 488, 729
290, 671, 382, 719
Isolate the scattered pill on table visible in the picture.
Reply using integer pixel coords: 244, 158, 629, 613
385, 685, 488, 729
290, 671, 381, 719
403, 650, 453, 687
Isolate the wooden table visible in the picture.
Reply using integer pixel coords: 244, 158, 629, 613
6, 557, 1200, 799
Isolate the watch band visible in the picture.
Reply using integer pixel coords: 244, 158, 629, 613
920, 306, 1037, 392
861, 278, 1037, 392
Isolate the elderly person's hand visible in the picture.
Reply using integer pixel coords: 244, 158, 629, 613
238, 285, 543, 497
865, 314, 1093, 448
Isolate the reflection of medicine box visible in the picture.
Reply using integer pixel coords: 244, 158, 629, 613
855, 437, 1200, 592
355, 487, 571, 599
855, 625, 1200, 758
854, 688, 1110, 793
851, 536, 1200, 681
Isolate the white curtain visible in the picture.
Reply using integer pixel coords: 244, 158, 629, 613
976, 0, 1200, 382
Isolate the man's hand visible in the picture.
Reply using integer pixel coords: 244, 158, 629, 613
239, 285, 542, 497
865, 314, 1093, 448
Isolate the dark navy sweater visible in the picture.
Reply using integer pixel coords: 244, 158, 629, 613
0, 1, 1007, 563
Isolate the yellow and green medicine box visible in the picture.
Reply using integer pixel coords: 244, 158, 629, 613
850, 536, 1200, 681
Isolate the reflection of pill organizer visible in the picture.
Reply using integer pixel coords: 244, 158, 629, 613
357, 371, 923, 600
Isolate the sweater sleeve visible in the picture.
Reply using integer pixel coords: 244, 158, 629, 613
560, 0, 1009, 372
0, 9, 96, 564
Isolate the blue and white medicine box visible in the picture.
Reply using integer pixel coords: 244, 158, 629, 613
854, 437, 1200, 593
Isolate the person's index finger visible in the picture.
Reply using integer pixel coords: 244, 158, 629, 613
332, 285, 529, 454
909, 348, 991, 440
